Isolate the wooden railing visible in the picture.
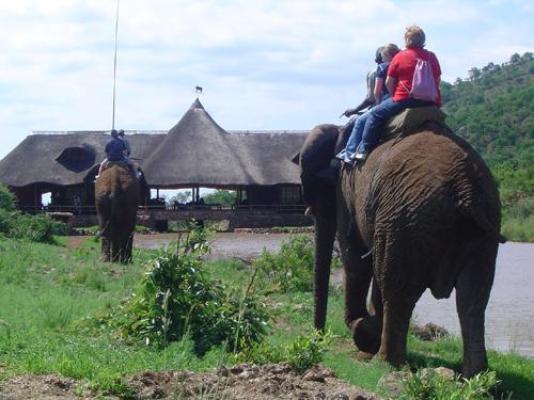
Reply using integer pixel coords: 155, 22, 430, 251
20, 203, 307, 215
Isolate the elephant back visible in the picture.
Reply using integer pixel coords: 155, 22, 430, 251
95, 164, 140, 203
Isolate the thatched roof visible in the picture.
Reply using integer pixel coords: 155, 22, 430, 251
0, 100, 308, 188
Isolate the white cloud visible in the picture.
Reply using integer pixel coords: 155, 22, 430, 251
0, 0, 532, 159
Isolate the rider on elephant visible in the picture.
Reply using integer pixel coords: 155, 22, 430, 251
96, 129, 137, 179
315, 47, 384, 184
337, 43, 401, 165
353, 25, 442, 161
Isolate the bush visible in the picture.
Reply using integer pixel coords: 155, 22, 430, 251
501, 196, 534, 242
399, 369, 501, 400
253, 235, 316, 293
99, 228, 269, 354
0, 184, 66, 242
285, 331, 331, 372
236, 330, 331, 373
0, 184, 16, 211
0, 209, 66, 243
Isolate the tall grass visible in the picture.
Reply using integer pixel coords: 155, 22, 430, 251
501, 196, 534, 242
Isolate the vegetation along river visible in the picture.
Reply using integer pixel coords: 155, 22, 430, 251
134, 233, 534, 358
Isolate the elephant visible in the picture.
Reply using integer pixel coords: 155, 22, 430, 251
299, 115, 504, 377
95, 163, 139, 263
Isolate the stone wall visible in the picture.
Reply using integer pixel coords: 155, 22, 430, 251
64, 209, 313, 232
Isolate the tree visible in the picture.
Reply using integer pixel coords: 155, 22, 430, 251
203, 190, 237, 206
167, 191, 192, 206
0, 184, 16, 210
469, 67, 481, 80
510, 53, 521, 64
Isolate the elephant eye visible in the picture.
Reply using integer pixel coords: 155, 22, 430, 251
56, 145, 96, 172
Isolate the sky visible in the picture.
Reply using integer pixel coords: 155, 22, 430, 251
0, 0, 533, 160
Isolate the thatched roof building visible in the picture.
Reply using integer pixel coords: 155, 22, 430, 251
0, 99, 308, 209
142, 99, 305, 188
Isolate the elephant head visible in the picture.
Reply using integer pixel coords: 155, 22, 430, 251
95, 163, 140, 263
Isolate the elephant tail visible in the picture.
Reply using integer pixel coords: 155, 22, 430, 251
459, 200, 506, 244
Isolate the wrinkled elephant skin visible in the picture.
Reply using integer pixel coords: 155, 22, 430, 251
95, 164, 139, 263
300, 124, 502, 377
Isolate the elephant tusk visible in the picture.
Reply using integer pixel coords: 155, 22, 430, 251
361, 247, 373, 260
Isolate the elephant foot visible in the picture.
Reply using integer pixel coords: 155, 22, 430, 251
350, 316, 381, 354
462, 357, 488, 379
354, 351, 375, 362
378, 348, 406, 368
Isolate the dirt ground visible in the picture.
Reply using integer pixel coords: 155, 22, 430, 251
0, 364, 380, 400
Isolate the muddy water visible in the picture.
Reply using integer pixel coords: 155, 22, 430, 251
413, 242, 534, 358
134, 234, 534, 358
134, 232, 290, 261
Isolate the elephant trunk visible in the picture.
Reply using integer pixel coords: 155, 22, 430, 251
313, 204, 337, 331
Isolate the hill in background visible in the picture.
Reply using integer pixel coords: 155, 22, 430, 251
441, 52, 533, 240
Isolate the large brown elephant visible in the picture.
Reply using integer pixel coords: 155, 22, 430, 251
299, 118, 504, 377
95, 163, 139, 263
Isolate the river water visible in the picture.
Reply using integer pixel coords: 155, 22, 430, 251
134, 233, 534, 358
414, 242, 534, 358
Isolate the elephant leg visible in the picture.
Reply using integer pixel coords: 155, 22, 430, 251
116, 228, 133, 264
111, 228, 122, 263
338, 227, 373, 325
455, 240, 497, 378
374, 232, 424, 366
123, 231, 134, 263
351, 278, 383, 354
118, 231, 134, 263
337, 224, 380, 353
101, 237, 111, 262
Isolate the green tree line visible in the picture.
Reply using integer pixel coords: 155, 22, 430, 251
440, 52, 534, 240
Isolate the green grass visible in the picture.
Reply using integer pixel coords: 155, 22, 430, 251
501, 195, 534, 242
1, 236, 533, 398
502, 216, 534, 243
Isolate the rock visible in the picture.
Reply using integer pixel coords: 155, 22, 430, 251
267, 363, 292, 375
421, 366, 456, 381
412, 322, 449, 341
378, 371, 410, 397
331, 393, 350, 400
302, 366, 335, 383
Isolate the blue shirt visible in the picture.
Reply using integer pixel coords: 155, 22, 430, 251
105, 137, 127, 161
376, 62, 391, 100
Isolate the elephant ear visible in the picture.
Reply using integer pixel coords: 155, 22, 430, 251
299, 124, 340, 177
299, 124, 340, 207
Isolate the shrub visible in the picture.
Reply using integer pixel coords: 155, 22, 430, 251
0, 184, 66, 242
286, 330, 331, 372
99, 228, 269, 354
0, 184, 16, 211
253, 235, 316, 293
0, 209, 66, 243
399, 369, 501, 400
236, 330, 331, 373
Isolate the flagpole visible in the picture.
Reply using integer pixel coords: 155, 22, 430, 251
111, 0, 120, 130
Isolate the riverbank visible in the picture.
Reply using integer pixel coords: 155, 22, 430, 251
132, 232, 534, 358
1, 235, 533, 399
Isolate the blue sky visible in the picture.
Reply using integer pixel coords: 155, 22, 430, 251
0, 0, 533, 159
